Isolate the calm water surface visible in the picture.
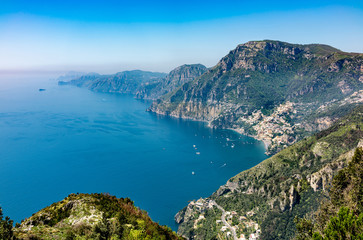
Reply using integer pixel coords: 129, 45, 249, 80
0, 74, 266, 230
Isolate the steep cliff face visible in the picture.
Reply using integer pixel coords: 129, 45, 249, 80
175, 106, 363, 240
58, 70, 167, 94
136, 64, 207, 100
150, 40, 363, 154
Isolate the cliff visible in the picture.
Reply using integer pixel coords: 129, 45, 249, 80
150, 40, 363, 154
136, 64, 207, 100
175, 105, 363, 239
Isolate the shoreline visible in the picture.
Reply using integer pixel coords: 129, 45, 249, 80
148, 107, 270, 154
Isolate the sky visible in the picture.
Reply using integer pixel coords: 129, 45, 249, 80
0, 0, 362, 74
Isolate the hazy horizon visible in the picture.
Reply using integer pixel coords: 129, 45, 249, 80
1, 0, 362, 75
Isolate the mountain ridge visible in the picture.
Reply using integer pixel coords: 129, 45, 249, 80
58, 70, 167, 94
58, 64, 207, 101
136, 64, 207, 100
149, 40, 363, 154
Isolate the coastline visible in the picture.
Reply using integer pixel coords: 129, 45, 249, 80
147, 107, 270, 154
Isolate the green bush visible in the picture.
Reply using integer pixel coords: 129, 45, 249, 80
0, 207, 14, 240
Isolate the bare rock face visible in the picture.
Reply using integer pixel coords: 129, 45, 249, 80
289, 185, 299, 209
338, 80, 353, 94
307, 160, 346, 191
328, 61, 343, 72
276, 185, 300, 212
314, 118, 335, 131
215, 181, 241, 197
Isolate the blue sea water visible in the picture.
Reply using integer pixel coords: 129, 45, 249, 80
0, 74, 267, 230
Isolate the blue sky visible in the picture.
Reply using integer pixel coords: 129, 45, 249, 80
0, 0, 362, 73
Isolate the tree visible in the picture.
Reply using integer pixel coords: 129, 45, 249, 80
313, 207, 363, 239
0, 207, 14, 240
294, 216, 314, 240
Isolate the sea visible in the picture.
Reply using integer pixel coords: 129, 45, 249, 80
0, 73, 267, 230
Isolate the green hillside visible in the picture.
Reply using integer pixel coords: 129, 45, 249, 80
175, 105, 363, 240
295, 147, 363, 239
2, 193, 182, 240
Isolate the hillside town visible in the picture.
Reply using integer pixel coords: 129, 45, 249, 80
237, 101, 297, 154
179, 198, 261, 240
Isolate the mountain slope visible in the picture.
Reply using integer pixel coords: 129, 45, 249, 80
58, 64, 206, 100
136, 64, 207, 100
59, 70, 167, 94
14, 193, 182, 240
295, 147, 363, 239
175, 105, 363, 240
150, 40, 363, 154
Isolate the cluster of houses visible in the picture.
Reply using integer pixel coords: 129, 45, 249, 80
239, 101, 297, 151
216, 210, 261, 240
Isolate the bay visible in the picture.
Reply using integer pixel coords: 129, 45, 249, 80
0, 74, 266, 230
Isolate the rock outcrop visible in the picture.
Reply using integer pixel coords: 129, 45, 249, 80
136, 64, 207, 100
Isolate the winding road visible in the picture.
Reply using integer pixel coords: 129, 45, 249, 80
211, 200, 238, 240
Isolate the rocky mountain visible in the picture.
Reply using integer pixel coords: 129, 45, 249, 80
58, 64, 206, 100
150, 40, 363, 154
58, 70, 167, 94
174, 105, 363, 240
136, 64, 207, 100
13, 193, 182, 240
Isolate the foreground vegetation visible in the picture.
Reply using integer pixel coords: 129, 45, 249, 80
0, 207, 14, 239
295, 147, 363, 239
1, 193, 182, 240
